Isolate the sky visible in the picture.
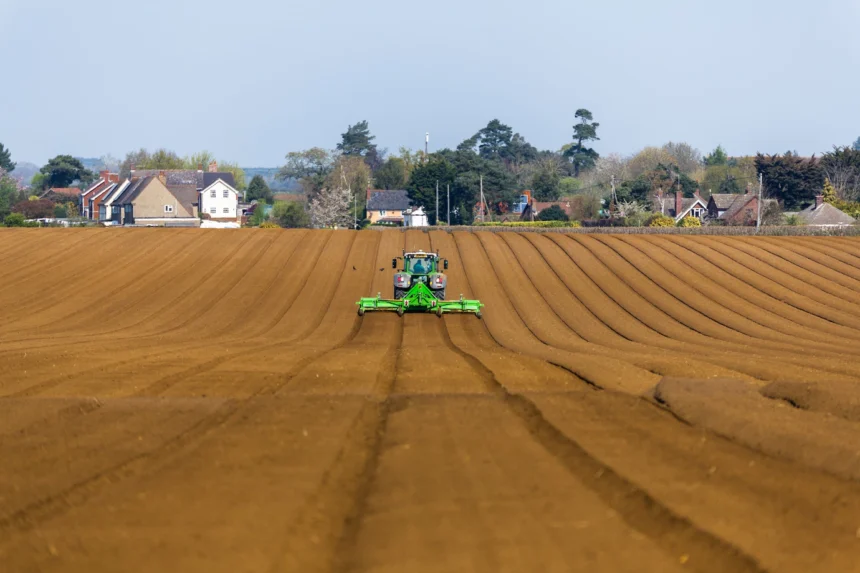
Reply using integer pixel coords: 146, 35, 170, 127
1, 0, 859, 167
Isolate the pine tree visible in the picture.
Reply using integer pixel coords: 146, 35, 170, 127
0, 143, 15, 172
822, 178, 837, 204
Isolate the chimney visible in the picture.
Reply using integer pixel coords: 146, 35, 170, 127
99, 169, 109, 181
197, 163, 203, 173
208, 160, 218, 173
130, 164, 136, 176
366, 187, 372, 203
675, 191, 682, 217
109, 173, 119, 183
694, 188, 703, 201
158, 170, 167, 184
815, 194, 824, 209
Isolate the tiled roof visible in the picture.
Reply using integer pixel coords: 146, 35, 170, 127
709, 194, 739, 209
47, 187, 82, 197
133, 169, 236, 191
113, 177, 151, 205
367, 189, 410, 211
798, 202, 856, 226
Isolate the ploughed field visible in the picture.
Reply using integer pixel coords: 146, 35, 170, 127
2, 229, 860, 573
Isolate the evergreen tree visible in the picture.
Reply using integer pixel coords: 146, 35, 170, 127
822, 178, 837, 203
246, 175, 273, 203
38, 155, 94, 189
704, 145, 728, 166
0, 143, 15, 172
563, 109, 600, 176
337, 120, 379, 169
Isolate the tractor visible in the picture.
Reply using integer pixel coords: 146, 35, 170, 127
356, 250, 483, 317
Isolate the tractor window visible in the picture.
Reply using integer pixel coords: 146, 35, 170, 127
409, 258, 432, 274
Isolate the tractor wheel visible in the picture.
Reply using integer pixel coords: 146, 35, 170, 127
394, 287, 408, 300
397, 307, 405, 317
433, 289, 446, 300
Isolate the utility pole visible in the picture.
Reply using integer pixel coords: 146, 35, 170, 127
480, 175, 485, 223
425, 132, 429, 163
447, 184, 450, 226
435, 180, 439, 226
610, 175, 617, 213
756, 172, 763, 231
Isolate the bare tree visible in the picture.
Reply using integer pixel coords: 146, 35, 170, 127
662, 142, 702, 174
309, 185, 351, 228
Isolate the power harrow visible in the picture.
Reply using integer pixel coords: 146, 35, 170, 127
357, 250, 483, 318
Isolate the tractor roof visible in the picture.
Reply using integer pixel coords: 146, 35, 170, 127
405, 250, 438, 258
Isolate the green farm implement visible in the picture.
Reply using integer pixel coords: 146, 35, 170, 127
357, 250, 483, 318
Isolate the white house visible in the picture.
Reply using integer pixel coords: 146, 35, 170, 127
199, 177, 239, 221
404, 206, 429, 227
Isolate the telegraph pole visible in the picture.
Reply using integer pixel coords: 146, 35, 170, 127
480, 175, 485, 223
447, 184, 450, 226
425, 133, 429, 163
756, 172, 763, 231
435, 180, 439, 226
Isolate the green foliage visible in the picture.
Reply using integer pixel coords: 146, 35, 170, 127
827, 199, 860, 219
719, 177, 742, 194
53, 204, 68, 218
662, 142, 702, 174
783, 213, 804, 226
476, 220, 580, 228
755, 153, 824, 209
246, 175, 273, 204
676, 216, 701, 228
821, 146, 860, 200
259, 221, 280, 229
0, 172, 23, 219
704, 145, 728, 166
648, 213, 675, 227
407, 156, 457, 225
277, 148, 335, 197
337, 120, 380, 169
529, 157, 563, 201
536, 204, 569, 221
822, 178, 837, 203
854, 137, 860, 152
39, 155, 94, 189
217, 161, 246, 191
558, 177, 581, 196
0, 143, 15, 172
564, 109, 600, 176
374, 157, 409, 190
141, 149, 185, 170
4, 213, 26, 227
272, 200, 309, 228
249, 203, 268, 226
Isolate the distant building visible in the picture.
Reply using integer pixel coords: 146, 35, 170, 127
404, 206, 429, 227
652, 190, 708, 223
40, 187, 82, 203
706, 193, 779, 226
81, 171, 120, 220
111, 174, 198, 226
366, 189, 411, 225
790, 195, 856, 227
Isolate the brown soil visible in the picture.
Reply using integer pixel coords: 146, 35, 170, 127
2, 228, 860, 572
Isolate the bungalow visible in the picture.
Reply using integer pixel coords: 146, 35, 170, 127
707, 193, 779, 226
366, 189, 411, 225
111, 174, 198, 226
791, 195, 856, 227
651, 190, 708, 222
41, 187, 82, 204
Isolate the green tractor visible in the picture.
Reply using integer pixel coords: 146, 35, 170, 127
357, 250, 483, 318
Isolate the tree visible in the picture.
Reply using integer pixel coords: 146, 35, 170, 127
536, 205, 569, 221
854, 137, 860, 151
53, 204, 68, 218
627, 147, 677, 179
272, 201, 309, 228
529, 156, 564, 201
0, 143, 15, 172
337, 120, 380, 169
0, 169, 24, 219
662, 142, 702, 174
184, 151, 216, 171
38, 155, 93, 189
755, 153, 824, 209
563, 109, 600, 176
249, 203, 269, 226
704, 145, 728, 166
13, 199, 54, 219
309, 186, 351, 228
326, 156, 372, 223
141, 149, 185, 170
277, 148, 335, 198
719, 177, 742, 194
821, 146, 860, 200
476, 119, 513, 161
407, 156, 457, 224
246, 175, 273, 203
217, 161, 246, 191
822, 178, 837, 203
374, 156, 409, 190
120, 149, 151, 179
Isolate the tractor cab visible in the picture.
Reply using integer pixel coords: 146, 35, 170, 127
393, 251, 449, 275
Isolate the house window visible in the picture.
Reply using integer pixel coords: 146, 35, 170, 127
223, 207, 229, 214
380, 210, 386, 216
164, 205, 174, 213
691, 207, 704, 218
210, 207, 216, 214
210, 190, 216, 198
223, 190, 229, 198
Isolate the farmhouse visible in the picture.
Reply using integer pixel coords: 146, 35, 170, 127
652, 190, 708, 222
366, 189, 411, 225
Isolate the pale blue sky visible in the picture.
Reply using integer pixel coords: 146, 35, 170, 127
1, 0, 858, 166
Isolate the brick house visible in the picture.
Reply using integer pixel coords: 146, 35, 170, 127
130, 162, 239, 222
707, 193, 779, 225
111, 173, 199, 226
81, 170, 121, 220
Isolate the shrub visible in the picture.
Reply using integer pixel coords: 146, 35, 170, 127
53, 204, 68, 218
536, 205, 569, 221
4, 213, 26, 227
648, 213, 675, 227
475, 220, 580, 228
259, 221, 280, 228
676, 216, 702, 227
13, 199, 54, 219
784, 213, 804, 226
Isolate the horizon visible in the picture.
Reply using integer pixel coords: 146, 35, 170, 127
2, 0, 859, 167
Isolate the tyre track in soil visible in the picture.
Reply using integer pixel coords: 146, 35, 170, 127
0, 231, 385, 566
5, 231, 860, 572
508, 233, 860, 383
739, 236, 860, 292
775, 236, 860, 271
